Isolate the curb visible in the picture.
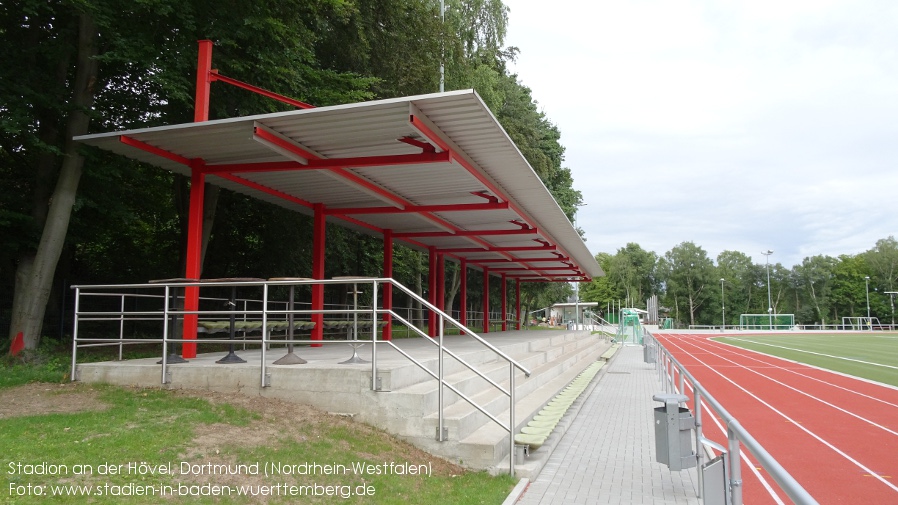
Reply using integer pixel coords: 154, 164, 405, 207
501, 477, 530, 505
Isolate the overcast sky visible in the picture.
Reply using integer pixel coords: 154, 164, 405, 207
502, 0, 898, 269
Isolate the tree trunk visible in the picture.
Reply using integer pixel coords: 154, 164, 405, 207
413, 252, 423, 327
8, 13, 99, 350
444, 263, 460, 319
176, 178, 219, 277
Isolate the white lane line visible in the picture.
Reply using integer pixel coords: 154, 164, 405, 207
660, 336, 898, 495
726, 337, 898, 370
686, 338, 898, 437
684, 382, 786, 505
703, 338, 898, 409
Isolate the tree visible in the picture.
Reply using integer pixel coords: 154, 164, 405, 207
3, 0, 376, 349
658, 242, 714, 327
716, 250, 754, 324
579, 253, 621, 313
792, 255, 838, 325
830, 255, 870, 319
609, 243, 658, 309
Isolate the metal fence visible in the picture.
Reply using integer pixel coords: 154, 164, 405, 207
70, 277, 530, 476
646, 331, 818, 505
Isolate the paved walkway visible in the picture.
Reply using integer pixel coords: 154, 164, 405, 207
516, 345, 700, 505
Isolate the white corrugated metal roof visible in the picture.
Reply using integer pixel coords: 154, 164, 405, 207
75, 89, 602, 280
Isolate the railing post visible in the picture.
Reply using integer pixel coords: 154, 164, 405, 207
678, 367, 685, 396
509, 362, 516, 477
161, 285, 170, 384
694, 389, 703, 499
260, 283, 269, 388
70, 287, 81, 382
119, 294, 126, 360
728, 424, 743, 505
438, 315, 445, 441
371, 280, 379, 390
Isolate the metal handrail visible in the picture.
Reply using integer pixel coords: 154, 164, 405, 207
646, 332, 818, 505
71, 277, 531, 476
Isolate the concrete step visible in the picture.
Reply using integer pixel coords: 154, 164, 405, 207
421, 340, 601, 442
401, 341, 608, 469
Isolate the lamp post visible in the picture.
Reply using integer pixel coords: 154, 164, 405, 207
720, 278, 726, 332
762, 250, 774, 330
573, 203, 586, 329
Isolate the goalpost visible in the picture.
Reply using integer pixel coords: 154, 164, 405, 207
615, 309, 644, 345
739, 313, 795, 330
842, 317, 881, 330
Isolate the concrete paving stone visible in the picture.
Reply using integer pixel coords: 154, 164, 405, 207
515, 346, 699, 505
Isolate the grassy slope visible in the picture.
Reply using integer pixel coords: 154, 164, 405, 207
0, 350, 515, 504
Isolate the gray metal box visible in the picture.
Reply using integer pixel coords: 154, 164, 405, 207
643, 343, 655, 363
652, 393, 697, 470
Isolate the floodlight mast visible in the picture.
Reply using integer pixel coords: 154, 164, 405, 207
763, 250, 774, 330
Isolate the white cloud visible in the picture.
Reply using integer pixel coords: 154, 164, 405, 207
504, 0, 898, 268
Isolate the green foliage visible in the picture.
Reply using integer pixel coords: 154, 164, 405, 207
2, 0, 585, 345
657, 242, 714, 326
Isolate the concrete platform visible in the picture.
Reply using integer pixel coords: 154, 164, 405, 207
75, 329, 610, 472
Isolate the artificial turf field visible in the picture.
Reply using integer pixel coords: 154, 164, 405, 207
715, 332, 898, 387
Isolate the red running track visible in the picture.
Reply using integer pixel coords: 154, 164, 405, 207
654, 332, 898, 505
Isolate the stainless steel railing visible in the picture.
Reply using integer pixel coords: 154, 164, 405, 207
645, 332, 818, 505
71, 277, 531, 476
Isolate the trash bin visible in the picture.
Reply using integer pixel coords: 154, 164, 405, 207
652, 393, 696, 471
643, 343, 655, 363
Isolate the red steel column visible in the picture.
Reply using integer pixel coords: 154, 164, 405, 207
437, 253, 445, 313
181, 162, 205, 358
382, 229, 393, 341
194, 40, 213, 122
182, 39, 212, 359
515, 279, 522, 330
428, 247, 437, 337
482, 268, 490, 333
501, 273, 507, 331
459, 258, 467, 327
311, 203, 325, 346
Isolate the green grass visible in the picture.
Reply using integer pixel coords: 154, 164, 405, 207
714, 333, 898, 387
1, 349, 516, 504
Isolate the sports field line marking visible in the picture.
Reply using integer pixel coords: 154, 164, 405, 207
726, 337, 898, 370
688, 339, 898, 438
703, 338, 898, 410
659, 336, 898, 496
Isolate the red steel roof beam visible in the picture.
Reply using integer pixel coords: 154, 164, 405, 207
475, 257, 570, 263
326, 201, 509, 216
393, 228, 538, 238
120, 136, 192, 166
210, 71, 315, 109
409, 113, 581, 275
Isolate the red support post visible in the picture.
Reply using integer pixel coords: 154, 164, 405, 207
311, 203, 326, 346
483, 268, 490, 334
437, 253, 445, 313
194, 40, 213, 123
428, 247, 437, 337
460, 258, 467, 327
515, 279, 522, 330
501, 273, 507, 332
382, 229, 393, 341
181, 162, 205, 358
